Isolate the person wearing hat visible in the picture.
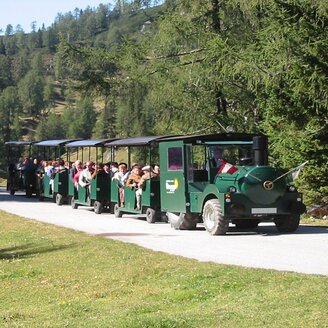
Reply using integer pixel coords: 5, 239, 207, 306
126, 164, 143, 210
135, 165, 158, 211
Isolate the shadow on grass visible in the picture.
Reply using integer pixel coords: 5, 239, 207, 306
0, 242, 76, 260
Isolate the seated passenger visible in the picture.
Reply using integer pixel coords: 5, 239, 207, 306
135, 165, 158, 211
113, 163, 128, 206
110, 162, 119, 178
56, 159, 67, 174
79, 161, 96, 201
79, 161, 96, 188
126, 164, 143, 210
94, 163, 108, 177
73, 161, 84, 189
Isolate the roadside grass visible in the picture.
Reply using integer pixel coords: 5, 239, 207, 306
1, 211, 328, 328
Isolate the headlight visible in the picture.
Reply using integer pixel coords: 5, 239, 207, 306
228, 186, 237, 193
288, 186, 296, 192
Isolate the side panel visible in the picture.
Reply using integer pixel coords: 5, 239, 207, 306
42, 175, 53, 198
123, 186, 137, 210
159, 141, 187, 213
142, 180, 160, 208
111, 178, 119, 203
54, 171, 69, 195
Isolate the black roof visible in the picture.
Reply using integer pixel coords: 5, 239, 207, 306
105, 136, 167, 147
5, 141, 36, 146
34, 139, 80, 147
156, 133, 264, 144
65, 139, 116, 147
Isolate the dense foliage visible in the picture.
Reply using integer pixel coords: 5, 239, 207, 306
0, 0, 327, 205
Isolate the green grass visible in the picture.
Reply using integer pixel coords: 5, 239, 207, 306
1, 211, 328, 328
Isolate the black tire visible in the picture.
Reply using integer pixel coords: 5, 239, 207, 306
26, 187, 32, 198
203, 199, 228, 235
71, 197, 78, 209
94, 201, 103, 214
168, 212, 198, 230
274, 215, 300, 233
146, 208, 158, 224
114, 204, 123, 218
10, 189, 15, 195
56, 193, 64, 206
161, 212, 169, 223
233, 219, 260, 229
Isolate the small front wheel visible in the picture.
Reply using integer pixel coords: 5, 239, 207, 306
56, 193, 64, 206
203, 199, 228, 235
146, 208, 158, 224
114, 204, 123, 218
94, 201, 103, 214
71, 197, 78, 209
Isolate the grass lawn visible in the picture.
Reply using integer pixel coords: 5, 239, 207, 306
0, 211, 328, 328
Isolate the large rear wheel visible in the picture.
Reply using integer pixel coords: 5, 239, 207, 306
203, 199, 228, 235
146, 208, 158, 224
274, 215, 300, 233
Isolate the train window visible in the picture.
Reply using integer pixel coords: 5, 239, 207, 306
168, 147, 183, 170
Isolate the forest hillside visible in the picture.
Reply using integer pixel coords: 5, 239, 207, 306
0, 0, 327, 207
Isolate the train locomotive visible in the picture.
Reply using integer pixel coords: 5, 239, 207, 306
158, 133, 306, 235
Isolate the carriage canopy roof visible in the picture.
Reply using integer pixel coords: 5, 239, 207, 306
105, 136, 168, 147
65, 139, 116, 147
156, 133, 264, 144
5, 141, 37, 146
34, 139, 80, 147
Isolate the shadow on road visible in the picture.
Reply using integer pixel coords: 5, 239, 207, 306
227, 224, 328, 236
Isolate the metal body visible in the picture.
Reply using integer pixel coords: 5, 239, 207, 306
106, 136, 165, 223
158, 133, 306, 235
66, 139, 115, 214
34, 139, 77, 204
5, 141, 39, 197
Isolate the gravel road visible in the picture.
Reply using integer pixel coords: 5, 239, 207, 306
1, 188, 328, 276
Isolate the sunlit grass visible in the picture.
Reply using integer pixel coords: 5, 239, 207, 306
1, 211, 328, 327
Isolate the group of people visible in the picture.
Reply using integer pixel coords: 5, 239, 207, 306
69, 160, 160, 209
9, 157, 160, 209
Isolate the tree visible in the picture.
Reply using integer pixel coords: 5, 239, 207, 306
18, 70, 45, 116
11, 49, 30, 83
0, 86, 22, 141
43, 78, 56, 110
92, 96, 116, 138
64, 96, 96, 139
0, 55, 12, 90
5, 24, 14, 36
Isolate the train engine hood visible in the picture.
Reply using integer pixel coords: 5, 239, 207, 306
237, 166, 286, 205
214, 166, 287, 205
